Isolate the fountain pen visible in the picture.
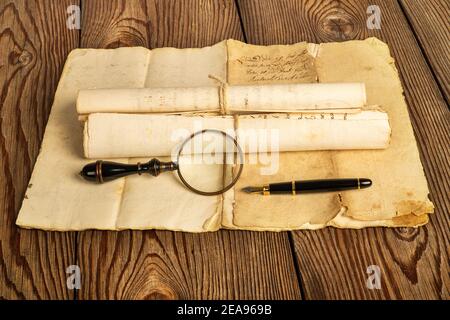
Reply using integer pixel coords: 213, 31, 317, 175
242, 178, 372, 195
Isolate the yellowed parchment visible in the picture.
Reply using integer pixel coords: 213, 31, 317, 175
228, 38, 433, 230
16, 38, 433, 231
17, 43, 229, 232
316, 39, 434, 221
226, 39, 317, 85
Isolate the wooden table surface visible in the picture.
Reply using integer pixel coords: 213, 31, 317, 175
0, 0, 448, 300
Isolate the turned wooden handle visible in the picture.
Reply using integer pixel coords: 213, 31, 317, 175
80, 159, 178, 183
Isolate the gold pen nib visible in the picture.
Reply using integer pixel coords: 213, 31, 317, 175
241, 186, 263, 194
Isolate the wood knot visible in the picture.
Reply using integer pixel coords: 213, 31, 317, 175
9, 49, 32, 66
394, 227, 420, 241
383, 227, 428, 283
18, 50, 32, 65
8, 50, 21, 65
103, 29, 147, 48
320, 13, 356, 41
143, 288, 177, 300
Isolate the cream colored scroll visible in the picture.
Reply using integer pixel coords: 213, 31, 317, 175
227, 83, 366, 113
236, 111, 390, 153
83, 110, 390, 159
77, 87, 220, 115
83, 114, 234, 159
76, 82, 366, 115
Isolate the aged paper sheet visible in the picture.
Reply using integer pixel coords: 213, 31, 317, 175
226, 39, 317, 84
16, 38, 433, 231
228, 38, 433, 229
17, 43, 229, 231
316, 39, 434, 221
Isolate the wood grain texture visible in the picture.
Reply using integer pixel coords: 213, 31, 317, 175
400, 0, 450, 103
0, 0, 78, 299
3, 0, 448, 300
237, 0, 450, 299
78, 230, 300, 299
81, 0, 243, 49
146, 0, 244, 48
77, 0, 301, 300
81, 0, 149, 48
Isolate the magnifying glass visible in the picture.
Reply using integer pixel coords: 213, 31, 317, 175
80, 129, 244, 196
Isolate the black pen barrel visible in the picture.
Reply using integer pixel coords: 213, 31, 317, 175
268, 178, 372, 194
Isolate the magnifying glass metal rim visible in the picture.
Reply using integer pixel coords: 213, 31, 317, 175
176, 129, 244, 196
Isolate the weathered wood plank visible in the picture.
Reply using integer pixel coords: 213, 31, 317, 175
78, 230, 300, 299
237, 0, 449, 299
77, 0, 301, 300
81, 0, 244, 49
0, 0, 78, 299
400, 0, 450, 103
146, 0, 244, 48
81, 0, 149, 48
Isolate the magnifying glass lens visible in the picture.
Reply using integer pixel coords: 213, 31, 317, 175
177, 130, 243, 196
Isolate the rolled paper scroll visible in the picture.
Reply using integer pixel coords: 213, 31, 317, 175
83, 114, 234, 159
83, 110, 390, 159
77, 82, 366, 115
